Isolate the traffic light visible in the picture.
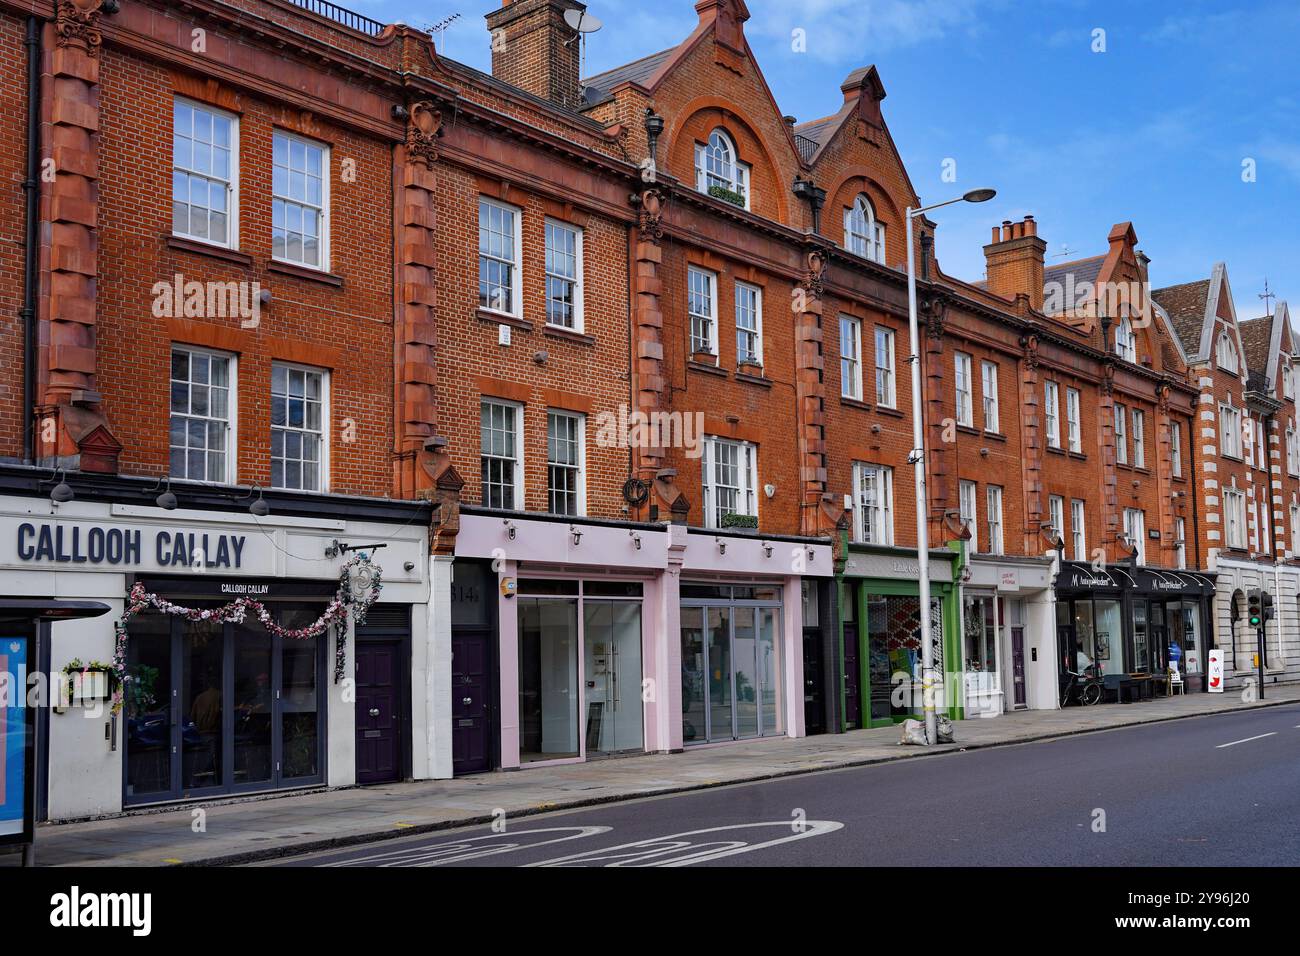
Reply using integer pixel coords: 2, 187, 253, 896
1248, 590, 1262, 628
1263, 591, 1275, 622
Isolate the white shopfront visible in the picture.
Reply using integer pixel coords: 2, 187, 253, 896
960, 555, 1055, 715
0, 492, 437, 821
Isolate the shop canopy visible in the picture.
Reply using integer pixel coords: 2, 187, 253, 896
0, 598, 112, 622
1054, 562, 1216, 598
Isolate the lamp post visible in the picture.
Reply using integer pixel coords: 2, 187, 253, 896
905, 188, 995, 744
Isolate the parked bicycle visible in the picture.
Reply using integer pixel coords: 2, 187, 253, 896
1059, 665, 1104, 707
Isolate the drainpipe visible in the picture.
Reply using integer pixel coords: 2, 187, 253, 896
20, 15, 41, 463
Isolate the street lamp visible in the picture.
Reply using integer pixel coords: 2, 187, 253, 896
905, 187, 996, 745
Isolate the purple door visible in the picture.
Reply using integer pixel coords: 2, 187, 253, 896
1011, 627, 1027, 708
355, 641, 401, 784
843, 622, 862, 730
453, 631, 492, 775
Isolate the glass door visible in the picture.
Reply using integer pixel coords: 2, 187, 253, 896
733, 607, 759, 738
517, 598, 579, 762
124, 614, 173, 800
582, 601, 643, 754
757, 607, 782, 736
681, 607, 706, 744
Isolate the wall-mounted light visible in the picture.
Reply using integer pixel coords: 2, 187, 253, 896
716, 537, 726, 556
44, 468, 74, 504
762, 540, 773, 558
630, 530, 642, 550
979, 447, 990, 457
504, 519, 517, 540
807, 549, 816, 562
153, 477, 177, 511
570, 525, 583, 547
763, 483, 776, 499
249, 486, 270, 517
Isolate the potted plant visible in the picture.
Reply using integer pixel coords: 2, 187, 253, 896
720, 512, 758, 530
707, 184, 747, 208
737, 357, 764, 377
60, 658, 117, 707
691, 347, 717, 366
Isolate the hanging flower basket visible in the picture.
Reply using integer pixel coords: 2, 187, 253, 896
108, 552, 383, 716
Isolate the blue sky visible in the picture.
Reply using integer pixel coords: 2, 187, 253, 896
352, 0, 1300, 320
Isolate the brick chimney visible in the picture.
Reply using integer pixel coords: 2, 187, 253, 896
485, 0, 586, 109
983, 215, 1047, 311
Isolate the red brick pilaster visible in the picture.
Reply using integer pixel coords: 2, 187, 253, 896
394, 101, 443, 498
38, 1, 119, 472
794, 249, 837, 536
1019, 334, 1043, 553
923, 295, 949, 537
631, 187, 667, 514
1098, 363, 1121, 560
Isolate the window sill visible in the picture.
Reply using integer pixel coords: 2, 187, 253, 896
543, 325, 596, 347
876, 405, 905, 419
688, 359, 727, 378
1046, 445, 1067, 456
736, 370, 772, 388
956, 424, 979, 436
982, 429, 1007, 442
476, 308, 531, 331
268, 259, 344, 287
840, 396, 871, 411
166, 234, 254, 268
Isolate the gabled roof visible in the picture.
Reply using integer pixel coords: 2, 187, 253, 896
1238, 314, 1275, 378
791, 112, 844, 164
1151, 278, 1212, 354
582, 47, 678, 106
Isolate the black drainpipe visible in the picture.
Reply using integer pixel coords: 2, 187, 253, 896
21, 16, 41, 463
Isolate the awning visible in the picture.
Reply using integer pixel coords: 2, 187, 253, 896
1054, 562, 1216, 598
0, 598, 112, 622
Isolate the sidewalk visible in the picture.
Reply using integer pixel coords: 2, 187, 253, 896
25, 684, 1300, 867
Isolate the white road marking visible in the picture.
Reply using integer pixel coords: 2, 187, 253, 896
1216, 732, 1277, 749
526, 820, 844, 867
321, 826, 612, 867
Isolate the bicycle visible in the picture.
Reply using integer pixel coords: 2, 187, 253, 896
1059, 666, 1104, 707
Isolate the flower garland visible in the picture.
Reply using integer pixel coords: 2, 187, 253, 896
109, 553, 382, 716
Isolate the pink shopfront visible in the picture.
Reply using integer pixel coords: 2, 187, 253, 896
451, 510, 833, 772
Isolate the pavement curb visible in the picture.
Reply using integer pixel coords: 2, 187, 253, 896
46, 695, 1300, 867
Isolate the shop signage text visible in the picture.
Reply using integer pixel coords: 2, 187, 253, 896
15, 522, 246, 569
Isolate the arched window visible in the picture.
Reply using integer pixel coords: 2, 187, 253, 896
694, 129, 749, 208
1114, 316, 1136, 362
844, 193, 885, 264
1216, 331, 1239, 374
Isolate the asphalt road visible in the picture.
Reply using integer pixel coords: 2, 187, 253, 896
275, 703, 1300, 867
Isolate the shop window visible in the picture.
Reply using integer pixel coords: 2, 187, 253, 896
681, 592, 782, 743
544, 219, 583, 331
271, 362, 327, 492
546, 410, 585, 516
272, 130, 328, 269
173, 99, 237, 247
517, 597, 579, 761
170, 346, 234, 484
124, 601, 326, 804
478, 197, 521, 316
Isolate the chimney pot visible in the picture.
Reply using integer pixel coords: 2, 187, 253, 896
485, 0, 587, 109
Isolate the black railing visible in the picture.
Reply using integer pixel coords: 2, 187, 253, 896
285, 0, 387, 37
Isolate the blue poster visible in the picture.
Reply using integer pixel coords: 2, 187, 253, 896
0, 635, 28, 838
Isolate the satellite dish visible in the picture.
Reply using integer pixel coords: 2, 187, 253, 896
564, 8, 603, 33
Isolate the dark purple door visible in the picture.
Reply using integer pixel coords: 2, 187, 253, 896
1011, 627, 1027, 708
843, 623, 862, 730
355, 641, 401, 784
453, 632, 492, 775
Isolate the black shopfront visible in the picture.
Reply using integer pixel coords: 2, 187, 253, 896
123, 575, 333, 805
1054, 562, 1216, 697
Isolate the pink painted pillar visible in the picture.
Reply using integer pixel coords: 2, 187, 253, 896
783, 574, 806, 738
496, 559, 520, 768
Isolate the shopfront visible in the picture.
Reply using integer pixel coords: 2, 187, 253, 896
457, 510, 834, 766
0, 483, 433, 821
1053, 562, 1215, 698
961, 556, 1055, 715
838, 545, 960, 728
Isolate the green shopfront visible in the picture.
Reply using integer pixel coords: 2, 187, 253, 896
837, 543, 961, 728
